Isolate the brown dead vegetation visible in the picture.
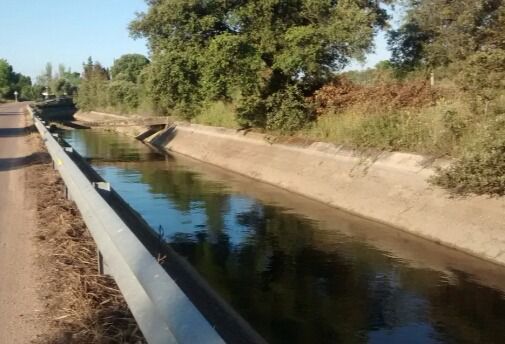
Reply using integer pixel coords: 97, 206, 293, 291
26, 133, 145, 344
312, 77, 439, 115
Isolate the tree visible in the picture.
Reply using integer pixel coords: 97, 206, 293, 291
110, 54, 150, 83
0, 59, 16, 99
387, 22, 430, 71
36, 62, 54, 88
0, 59, 34, 100
108, 80, 140, 110
34, 62, 81, 96
388, 0, 505, 69
14, 74, 33, 100
82, 57, 109, 81
130, 0, 394, 130
76, 58, 110, 110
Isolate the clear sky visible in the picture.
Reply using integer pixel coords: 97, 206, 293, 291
0, 0, 399, 81
0, 0, 148, 80
346, 5, 404, 71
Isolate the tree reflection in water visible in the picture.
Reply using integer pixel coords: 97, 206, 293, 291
63, 129, 505, 344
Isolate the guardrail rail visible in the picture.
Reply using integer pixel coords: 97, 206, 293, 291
29, 107, 227, 344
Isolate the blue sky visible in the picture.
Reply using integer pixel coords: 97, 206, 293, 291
0, 1, 399, 81
0, 0, 148, 80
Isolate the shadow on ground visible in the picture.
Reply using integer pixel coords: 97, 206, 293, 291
0, 112, 22, 116
0, 125, 36, 138
0, 152, 51, 172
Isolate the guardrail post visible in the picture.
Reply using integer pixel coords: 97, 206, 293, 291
29, 107, 229, 344
97, 248, 111, 276
97, 248, 105, 275
63, 185, 71, 201
94, 182, 111, 192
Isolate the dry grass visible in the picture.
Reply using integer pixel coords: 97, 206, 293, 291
27, 134, 145, 344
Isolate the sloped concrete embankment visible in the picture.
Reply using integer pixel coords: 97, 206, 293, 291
73, 110, 505, 267
73, 111, 169, 138
147, 123, 505, 266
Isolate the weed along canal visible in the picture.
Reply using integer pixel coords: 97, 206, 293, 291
60, 128, 505, 344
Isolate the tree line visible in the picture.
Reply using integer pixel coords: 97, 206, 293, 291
61, 0, 505, 195
0, 59, 32, 101
0, 59, 80, 101
75, 0, 505, 126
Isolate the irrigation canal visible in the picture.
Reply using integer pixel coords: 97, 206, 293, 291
60, 128, 505, 344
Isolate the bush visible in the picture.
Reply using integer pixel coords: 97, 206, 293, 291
236, 94, 267, 128
432, 115, 505, 196
460, 49, 505, 102
108, 80, 139, 112
266, 86, 313, 133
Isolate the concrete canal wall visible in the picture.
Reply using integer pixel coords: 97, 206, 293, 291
75, 111, 505, 267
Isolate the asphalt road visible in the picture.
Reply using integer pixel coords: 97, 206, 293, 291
0, 102, 45, 343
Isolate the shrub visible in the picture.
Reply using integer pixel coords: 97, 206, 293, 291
266, 86, 313, 133
236, 94, 268, 128
432, 115, 505, 196
460, 49, 505, 102
108, 80, 139, 112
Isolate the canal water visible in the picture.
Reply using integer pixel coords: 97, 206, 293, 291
62, 128, 505, 344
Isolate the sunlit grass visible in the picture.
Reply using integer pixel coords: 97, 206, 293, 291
192, 100, 239, 129
301, 99, 476, 157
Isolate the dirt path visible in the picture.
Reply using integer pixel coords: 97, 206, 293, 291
0, 102, 46, 343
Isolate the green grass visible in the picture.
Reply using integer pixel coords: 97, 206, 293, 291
79, 91, 505, 196
192, 100, 239, 128
301, 99, 476, 157
301, 97, 505, 196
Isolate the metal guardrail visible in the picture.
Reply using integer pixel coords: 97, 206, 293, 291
29, 107, 226, 344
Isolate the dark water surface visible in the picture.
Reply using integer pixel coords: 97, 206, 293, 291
62, 129, 505, 344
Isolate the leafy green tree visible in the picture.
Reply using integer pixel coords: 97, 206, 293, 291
388, 0, 504, 69
22, 83, 43, 101
0, 59, 35, 100
14, 74, 33, 100
75, 56, 151, 114
108, 80, 140, 110
387, 22, 430, 71
460, 49, 505, 102
110, 54, 150, 83
82, 57, 109, 81
76, 57, 110, 110
0, 59, 16, 99
52, 64, 80, 96
34, 62, 80, 97
36, 62, 54, 88
144, 46, 203, 117
130, 0, 394, 130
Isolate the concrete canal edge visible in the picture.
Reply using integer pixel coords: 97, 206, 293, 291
75, 111, 505, 267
